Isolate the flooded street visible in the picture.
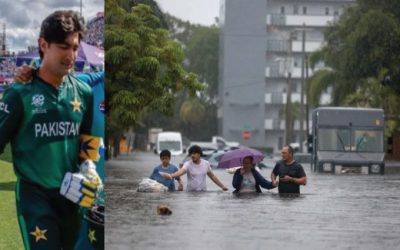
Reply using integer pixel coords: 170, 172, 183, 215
105, 152, 400, 250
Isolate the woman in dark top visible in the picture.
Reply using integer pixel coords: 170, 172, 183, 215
232, 156, 275, 193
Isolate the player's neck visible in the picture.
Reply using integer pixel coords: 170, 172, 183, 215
37, 67, 64, 88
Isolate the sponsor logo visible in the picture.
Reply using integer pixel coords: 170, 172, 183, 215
32, 94, 45, 107
34, 121, 80, 138
0, 102, 10, 114
32, 94, 47, 114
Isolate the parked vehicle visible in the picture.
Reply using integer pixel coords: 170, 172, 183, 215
310, 107, 385, 174
204, 151, 226, 168
153, 132, 185, 156
190, 136, 240, 151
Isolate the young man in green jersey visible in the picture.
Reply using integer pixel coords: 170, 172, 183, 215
0, 10, 101, 250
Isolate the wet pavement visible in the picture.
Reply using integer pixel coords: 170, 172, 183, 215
105, 152, 400, 250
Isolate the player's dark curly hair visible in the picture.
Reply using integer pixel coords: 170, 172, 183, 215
38, 10, 85, 59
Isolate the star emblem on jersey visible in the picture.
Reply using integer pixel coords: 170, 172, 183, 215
30, 226, 48, 242
88, 228, 96, 243
70, 97, 81, 112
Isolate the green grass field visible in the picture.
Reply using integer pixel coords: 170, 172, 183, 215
0, 144, 12, 162
0, 159, 23, 250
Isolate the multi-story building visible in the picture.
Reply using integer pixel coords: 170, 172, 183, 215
218, 0, 355, 153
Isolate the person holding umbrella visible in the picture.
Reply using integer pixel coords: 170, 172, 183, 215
161, 145, 228, 192
232, 156, 275, 193
271, 145, 307, 194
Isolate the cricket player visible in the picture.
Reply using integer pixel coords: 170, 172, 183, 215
0, 10, 101, 250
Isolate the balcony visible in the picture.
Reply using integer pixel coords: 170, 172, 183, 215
265, 92, 331, 106
265, 66, 314, 79
267, 39, 323, 53
265, 119, 308, 131
265, 92, 302, 104
266, 14, 339, 27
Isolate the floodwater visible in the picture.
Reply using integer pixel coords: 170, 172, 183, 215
105, 152, 400, 250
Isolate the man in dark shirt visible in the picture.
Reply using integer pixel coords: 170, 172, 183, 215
271, 145, 307, 194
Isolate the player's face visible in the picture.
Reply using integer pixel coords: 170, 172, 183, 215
40, 32, 80, 76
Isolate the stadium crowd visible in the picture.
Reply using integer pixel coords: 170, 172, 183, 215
83, 12, 104, 49
0, 14, 104, 85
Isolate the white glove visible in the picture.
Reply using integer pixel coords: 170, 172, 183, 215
79, 159, 103, 192
60, 172, 97, 208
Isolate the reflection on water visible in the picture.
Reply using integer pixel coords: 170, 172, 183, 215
106, 152, 400, 250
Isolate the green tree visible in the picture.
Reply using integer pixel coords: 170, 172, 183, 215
144, 15, 220, 141
308, 0, 400, 126
105, 1, 204, 153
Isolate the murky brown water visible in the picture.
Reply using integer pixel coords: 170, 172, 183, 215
105, 152, 400, 250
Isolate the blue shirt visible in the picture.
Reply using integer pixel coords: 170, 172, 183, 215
150, 164, 179, 191
76, 72, 105, 205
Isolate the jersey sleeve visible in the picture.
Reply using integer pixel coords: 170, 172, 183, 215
0, 88, 23, 154
77, 72, 104, 88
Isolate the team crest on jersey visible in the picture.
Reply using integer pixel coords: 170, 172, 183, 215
70, 97, 82, 112
32, 94, 47, 114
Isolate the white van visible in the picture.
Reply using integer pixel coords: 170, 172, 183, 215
154, 132, 184, 156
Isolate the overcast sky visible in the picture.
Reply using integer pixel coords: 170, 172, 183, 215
156, 0, 220, 26
0, 0, 104, 53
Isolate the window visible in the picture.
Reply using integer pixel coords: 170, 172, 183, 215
293, 5, 298, 14
325, 7, 329, 15
280, 6, 285, 14
303, 6, 307, 14
317, 128, 383, 152
334, 8, 339, 15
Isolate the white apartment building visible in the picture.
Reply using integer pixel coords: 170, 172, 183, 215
218, 0, 355, 153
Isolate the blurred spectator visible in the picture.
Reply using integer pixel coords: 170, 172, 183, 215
1, 13, 104, 81
83, 13, 104, 49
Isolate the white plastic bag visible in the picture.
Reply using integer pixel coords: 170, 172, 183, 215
137, 178, 168, 192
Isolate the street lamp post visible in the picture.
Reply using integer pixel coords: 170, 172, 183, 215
284, 34, 293, 146
299, 24, 306, 152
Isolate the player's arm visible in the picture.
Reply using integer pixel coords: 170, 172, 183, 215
0, 88, 23, 154
76, 71, 104, 87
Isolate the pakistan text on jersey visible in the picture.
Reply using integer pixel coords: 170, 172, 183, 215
34, 122, 81, 138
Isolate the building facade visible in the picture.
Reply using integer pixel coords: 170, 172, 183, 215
219, 0, 355, 153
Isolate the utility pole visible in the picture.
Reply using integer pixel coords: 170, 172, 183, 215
285, 34, 293, 145
305, 54, 310, 143
299, 24, 306, 152
80, 0, 83, 17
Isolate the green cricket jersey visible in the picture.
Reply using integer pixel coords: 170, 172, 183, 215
0, 74, 93, 188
